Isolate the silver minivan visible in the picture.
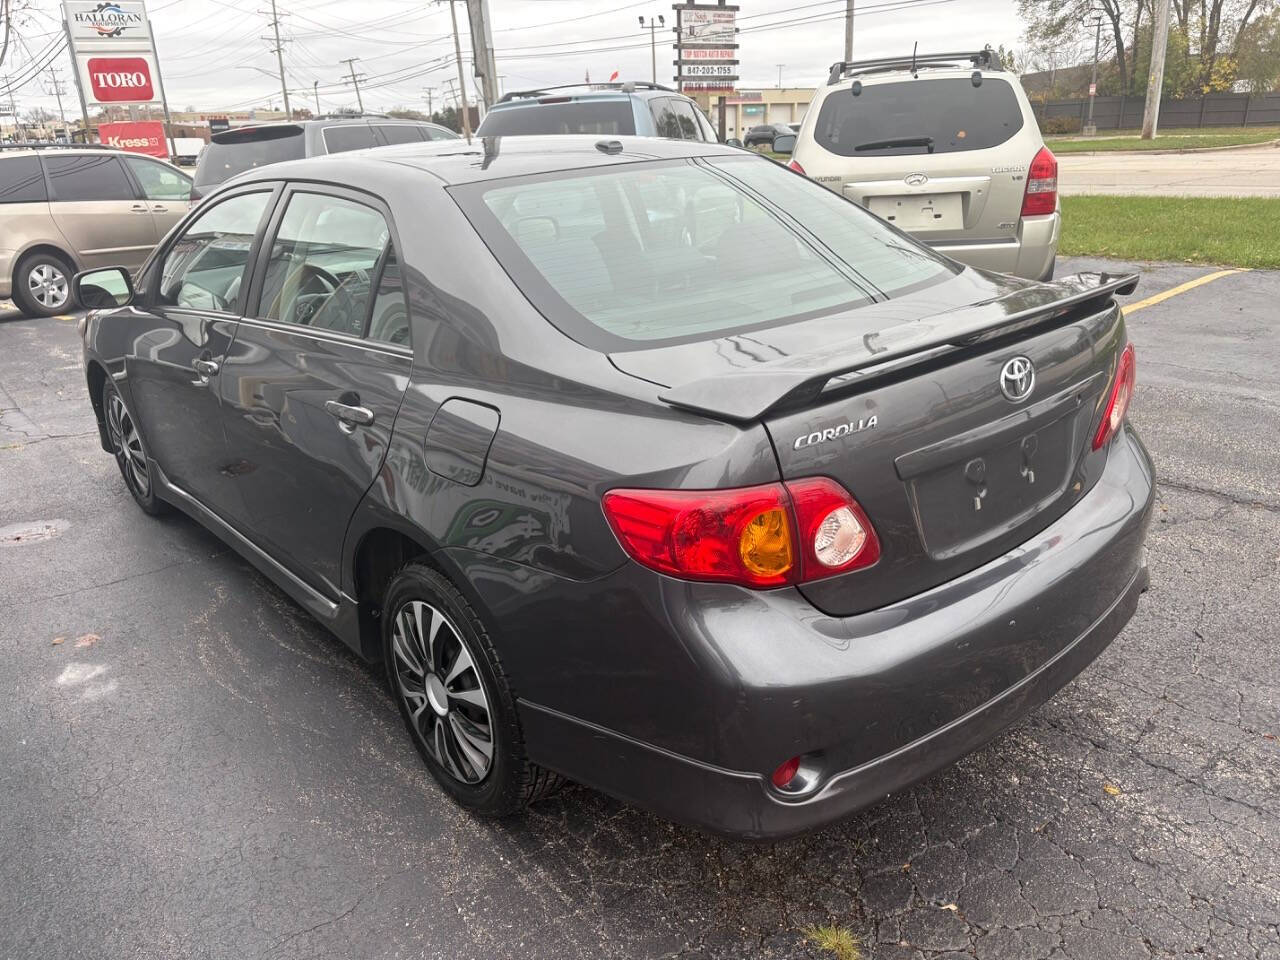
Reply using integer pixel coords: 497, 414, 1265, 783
790, 49, 1059, 280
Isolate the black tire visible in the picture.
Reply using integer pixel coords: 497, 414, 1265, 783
101, 378, 168, 516
383, 562, 564, 816
12, 251, 76, 318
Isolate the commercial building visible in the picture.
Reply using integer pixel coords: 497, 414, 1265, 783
688, 87, 815, 139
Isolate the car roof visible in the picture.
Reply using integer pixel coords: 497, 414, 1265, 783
230, 134, 744, 188
0, 145, 121, 158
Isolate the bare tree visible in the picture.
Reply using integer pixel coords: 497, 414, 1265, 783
1020, 0, 1137, 93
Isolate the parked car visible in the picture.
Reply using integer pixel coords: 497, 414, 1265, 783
476, 82, 720, 142
78, 135, 1151, 838
0, 145, 191, 317
743, 122, 796, 149
791, 48, 1060, 281
192, 116, 460, 200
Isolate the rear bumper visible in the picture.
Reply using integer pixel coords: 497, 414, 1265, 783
928, 211, 1060, 280
519, 425, 1154, 838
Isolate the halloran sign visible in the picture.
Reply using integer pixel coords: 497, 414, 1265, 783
65, 1, 151, 42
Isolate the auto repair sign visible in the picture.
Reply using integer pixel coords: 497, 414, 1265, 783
81, 55, 156, 103
99, 120, 167, 158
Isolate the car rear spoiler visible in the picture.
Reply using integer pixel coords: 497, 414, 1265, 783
659, 272, 1139, 422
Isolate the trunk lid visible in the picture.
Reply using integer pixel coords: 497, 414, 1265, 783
610, 270, 1135, 616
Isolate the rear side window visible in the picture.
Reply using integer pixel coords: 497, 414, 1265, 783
0, 156, 47, 203
814, 77, 1024, 156
45, 155, 134, 201
322, 124, 379, 154
374, 124, 425, 145
650, 99, 682, 139
454, 157, 952, 348
425, 126, 460, 141
477, 100, 636, 136
195, 127, 304, 187
668, 100, 704, 140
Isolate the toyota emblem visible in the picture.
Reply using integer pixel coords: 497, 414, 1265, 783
999, 356, 1035, 402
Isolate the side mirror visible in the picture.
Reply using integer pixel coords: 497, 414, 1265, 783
75, 267, 134, 309
724, 137, 744, 149
771, 134, 796, 155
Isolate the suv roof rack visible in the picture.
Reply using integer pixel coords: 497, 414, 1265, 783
498, 81, 676, 104
827, 47, 1003, 84
0, 142, 115, 151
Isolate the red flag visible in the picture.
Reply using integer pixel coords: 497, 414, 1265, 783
609, 70, 619, 82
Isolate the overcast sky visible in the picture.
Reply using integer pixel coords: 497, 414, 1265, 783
5, 0, 1021, 118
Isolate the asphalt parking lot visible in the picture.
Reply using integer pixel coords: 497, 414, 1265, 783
2, 258, 1278, 960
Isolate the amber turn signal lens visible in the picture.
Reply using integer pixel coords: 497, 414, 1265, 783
738, 507, 794, 579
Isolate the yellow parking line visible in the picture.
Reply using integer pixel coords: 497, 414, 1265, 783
1124, 268, 1246, 314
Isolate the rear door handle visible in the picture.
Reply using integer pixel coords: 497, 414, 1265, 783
151, 204, 168, 212
324, 399, 375, 432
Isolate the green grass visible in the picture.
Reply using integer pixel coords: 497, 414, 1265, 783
1060, 195, 1280, 269
802, 925, 862, 960
1047, 125, 1280, 153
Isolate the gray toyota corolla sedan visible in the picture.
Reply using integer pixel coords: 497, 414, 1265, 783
76, 136, 1153, 838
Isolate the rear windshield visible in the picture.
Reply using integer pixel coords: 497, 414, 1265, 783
195, 127, 304, 186
453, 157, 954, 349
476, 100, 636, 137
814, 77, 1024, 156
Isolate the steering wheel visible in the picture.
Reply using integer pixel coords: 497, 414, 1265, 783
292, 263, 340, 325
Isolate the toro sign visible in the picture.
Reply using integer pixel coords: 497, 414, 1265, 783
87, 56, 154, 102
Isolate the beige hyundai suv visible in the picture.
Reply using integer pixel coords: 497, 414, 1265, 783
0, 146, 192, 316
789, 49, 1059, 281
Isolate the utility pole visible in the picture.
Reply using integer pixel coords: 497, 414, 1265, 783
340, 57, 364, 113
639, 14, 664, 84
466, 0, 498, 109
313, 79, 320, 115
262, 0, 291, 118
444, 0, 471, 140
1085, 12, 1102, 136
1141, 0, 1172, 138
48, 66, 68, 136
4, 77, 24, 141
776, 63, 785, 87
423, 87, 434, 117
843, 0, 854, 61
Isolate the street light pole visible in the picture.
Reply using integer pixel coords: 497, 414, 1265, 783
639, 15, 665, 85
313, 80, 320, 115
776, 63, 785, 87
1085, 13, 1102, 136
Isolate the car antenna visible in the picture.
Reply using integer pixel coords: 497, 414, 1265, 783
910, 41, 918, 78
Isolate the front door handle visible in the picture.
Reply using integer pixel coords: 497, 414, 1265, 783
325, 399, 375, 432
192, 358, 220, 377
130, 203, 149, 213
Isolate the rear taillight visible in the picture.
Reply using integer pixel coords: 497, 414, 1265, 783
601, 478, 879, 588
787, 158, 806, 175
1093, 342, 1136, 450
1020, 146, 1058, 217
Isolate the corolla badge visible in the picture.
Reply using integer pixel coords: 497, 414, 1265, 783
904, 172, 928, 186
793, 415, 878, 450
999, 356, 1035, 403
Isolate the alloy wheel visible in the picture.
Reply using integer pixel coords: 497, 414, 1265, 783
106, 392, 149, 496
28, 263, 68, 310
390, 599, 495, 784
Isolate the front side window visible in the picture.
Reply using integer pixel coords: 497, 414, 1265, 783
376, 124, 425, 145
256, 191, 390, 338
125, 156, 191, 200
44, 155, 134, 202
814, 77, 1025, 157
158, 191, 271, 311
455, 157, 954, 348
0, 156, 48, 203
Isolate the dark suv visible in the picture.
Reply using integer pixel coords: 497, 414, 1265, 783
476, 82, 719, 141
78, 136, 1152, 838
192, 116, 459, 200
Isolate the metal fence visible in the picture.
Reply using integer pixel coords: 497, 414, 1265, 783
1033, 93, 1280, 131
